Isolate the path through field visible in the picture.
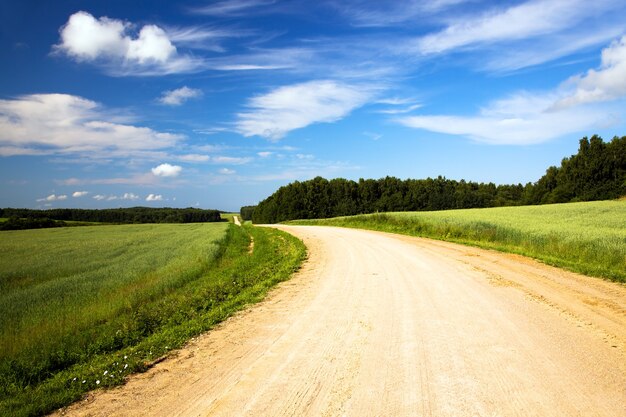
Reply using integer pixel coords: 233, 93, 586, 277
57, 226, 626, 417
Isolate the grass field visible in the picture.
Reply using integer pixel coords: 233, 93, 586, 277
0, 223, 305, 416
290, 200, 626, 283
220, 212, 238, 223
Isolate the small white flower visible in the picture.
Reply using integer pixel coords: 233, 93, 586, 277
72, 377, 77, 381
124, 355, 128, 359
96, 380, 100, 385
103, 370, 108, 375
82, 380, 86, 384
124, 364, 128, 369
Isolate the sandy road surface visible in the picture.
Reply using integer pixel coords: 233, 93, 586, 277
56, 226, 626, 417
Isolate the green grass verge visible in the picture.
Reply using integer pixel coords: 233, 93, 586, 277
288, 200, 626, 283
0, 224, 305, 416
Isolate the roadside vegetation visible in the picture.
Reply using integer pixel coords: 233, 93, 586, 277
0, 223, 305, 416
290, 200, 626, 283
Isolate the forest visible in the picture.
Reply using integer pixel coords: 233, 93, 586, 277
0, 207, 222, 227
249, 135, 626, 224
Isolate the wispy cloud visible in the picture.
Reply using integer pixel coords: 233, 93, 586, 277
0, 93, 181, 158
376, 104, 422, 115
396, 34, 626, 144
334, 0, 466, 27
236, 80, 377, 140
190, 0, 277, 17
72, 191, 89, 197
36, 194, 67, 202
158, 86, 202, 106
166, 25, 251, 52
363, 131, 382, 141
413, 0, 615, 55
211, 156, 252, 165
177, 153, 211, 162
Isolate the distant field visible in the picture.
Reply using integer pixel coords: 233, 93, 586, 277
220, 212, 238, 222
0, 223, 305, 416
290, 200, 626, 282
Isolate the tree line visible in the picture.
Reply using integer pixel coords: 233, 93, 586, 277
0, 207, 222, 226
248, 135, 626, 224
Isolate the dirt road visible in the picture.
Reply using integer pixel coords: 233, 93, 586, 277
57, 226, 626, 417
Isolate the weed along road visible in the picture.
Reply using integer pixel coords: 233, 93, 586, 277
57, 226, 626, 417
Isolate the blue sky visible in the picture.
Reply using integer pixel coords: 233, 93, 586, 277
1, 0, 626, 211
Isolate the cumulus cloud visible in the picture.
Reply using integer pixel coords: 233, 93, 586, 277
151, 163, 182, 177
0, 93, 181, 158
72, 191, 89, 197
158, 86, 202, 106
122, 192, 140, 200
37, 194, 67, 202
54, 11, 204, 75
554, 35, 626, 109
146, 193, 163, 201
93, 194, 107, 201
236, 80, 375, 140
218, 168, 236, 175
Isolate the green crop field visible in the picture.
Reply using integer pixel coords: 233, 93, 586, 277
290, 200, 626, 283
0, 223, 305, 416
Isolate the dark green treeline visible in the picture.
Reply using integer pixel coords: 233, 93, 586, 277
0, 207, 222, 226
249, 135, 626, 224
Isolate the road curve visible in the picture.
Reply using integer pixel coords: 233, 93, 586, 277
56, 226, 626, 417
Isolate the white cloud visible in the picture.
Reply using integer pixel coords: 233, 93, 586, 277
55, 11, 204, 75
363, 131, 382, 141
212, 156, 252, 165
72, 191, 89, 197
376, 104, 422, 115
396, 34, 626, 144
337, 0, 466, 27
93, 194, 107, 201
396, 90, 616, 144
413, 0, 616, 55
218, 168, 236, 175
191, 0, 276, 16
151, 163, 182, 177
158, 86, 202, 106
0, 93, 181, 158
236, 80, 375, 140
121, 192, 140, 200
166, 26, 247, 52
178, 153, 210, 162
257, 151, 272, 158
554, 35, 626, 109
146, 193, 163, 201
37, 194, 68, 202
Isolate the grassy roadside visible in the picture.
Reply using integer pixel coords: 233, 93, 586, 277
0, 224, 305, 417
288, 200, 626, 283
